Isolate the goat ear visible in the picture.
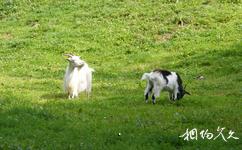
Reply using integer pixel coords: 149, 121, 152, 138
185, 90, 191, 95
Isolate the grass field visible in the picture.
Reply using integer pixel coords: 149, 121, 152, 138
0, 0, 242, 149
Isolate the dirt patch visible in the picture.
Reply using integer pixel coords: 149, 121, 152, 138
0, 32, 13, 40
154, 33, 173, 42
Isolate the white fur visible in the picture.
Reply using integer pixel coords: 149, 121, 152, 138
150, 72, 179, 99
141, 71, 182, 103
64, 55, 94, 99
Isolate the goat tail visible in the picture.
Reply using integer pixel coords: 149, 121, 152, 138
141, 73, 150, 80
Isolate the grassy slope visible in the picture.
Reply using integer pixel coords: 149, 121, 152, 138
0, 0, 242, 149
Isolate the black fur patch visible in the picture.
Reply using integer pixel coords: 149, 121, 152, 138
153, 69, 172, 84
152, 94, 155, 104
145, 83, 153, 101
152, 94, 155, 100
176, 72, 184, 100
176, 72, 183, 87
145, 93, 149, 100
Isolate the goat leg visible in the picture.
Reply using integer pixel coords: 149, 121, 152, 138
152, 94, 156, 104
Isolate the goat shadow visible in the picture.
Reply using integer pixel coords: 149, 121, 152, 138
41, 93, 67, 100
40, 92, 90, 100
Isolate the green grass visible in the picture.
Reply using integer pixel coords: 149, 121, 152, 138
0, 0, 242, 149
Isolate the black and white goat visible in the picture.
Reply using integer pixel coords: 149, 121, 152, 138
64, 54, 94, 99
141, 69, 190, 104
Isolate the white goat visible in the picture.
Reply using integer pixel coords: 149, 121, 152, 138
64, 54, 94, 99
141, 69, 190, 104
